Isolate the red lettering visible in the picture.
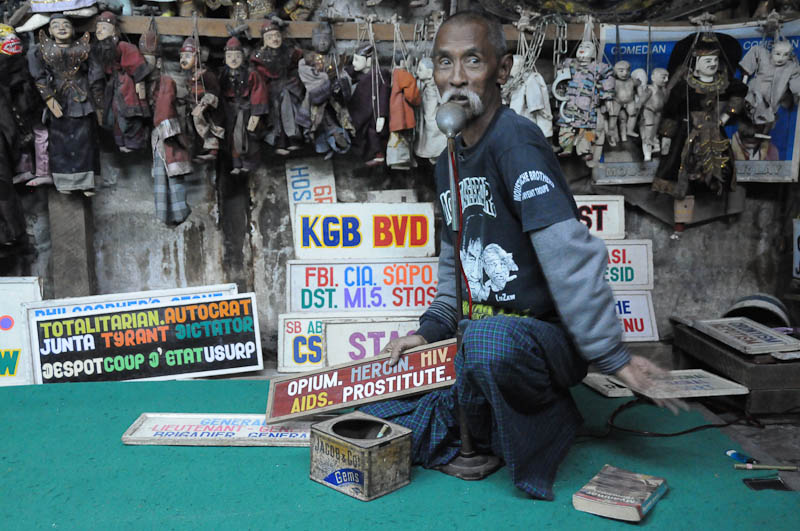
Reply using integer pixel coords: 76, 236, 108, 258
373, 216, 392, 247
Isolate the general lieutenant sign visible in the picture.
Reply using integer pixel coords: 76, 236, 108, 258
267, 339, 456, 422
29, 294, 262, 383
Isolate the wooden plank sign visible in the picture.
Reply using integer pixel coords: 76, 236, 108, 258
0, 277, 43, 386
604, 240, 653, 290
575, 195, 625, 239
614, 291, 659, 342
122, 412, 336, 447
278, 312, 420, 372
692, 317, 800, 355
285, 157, 336, 236
609, 369, 749, 399
267, 339, 457, 422
293, 202, 436, 259
28, 293, 262, 383
285, 258, 438, 313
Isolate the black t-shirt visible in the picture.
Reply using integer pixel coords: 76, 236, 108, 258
435, 106, 578, 318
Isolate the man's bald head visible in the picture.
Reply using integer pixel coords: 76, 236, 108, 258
434, 11, 508, 60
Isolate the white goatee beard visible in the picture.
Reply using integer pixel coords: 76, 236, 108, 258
439, 88, 484, 119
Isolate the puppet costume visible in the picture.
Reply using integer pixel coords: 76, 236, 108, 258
652, 35, 747, 200
346, 48, 390, 165
503, 62, 553, 138
739, 44, 800, 126
91, 12, 152, 152
0, 77, 26, 246
387, 65, 421, 169
250, 36, 305, 154
140, 25, 191, 225
219, 37, 268, 173
179, 37, 224, 161
414, 60, 446, 161
297, 55, 353, 157
29, 28, 101, 193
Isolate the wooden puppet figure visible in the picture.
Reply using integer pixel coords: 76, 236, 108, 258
91, 11, 152, 152
652, 35, 747, 203
554, 40, 614, 163
29, 15, 102, 195
739, 40, 800, 137
414, 57, 446, 162
219, 36, 268, 175
346, 44, 390, 167
140, 21, 192, 225
503, 54, 553, 138
387, 54, 422, 170
607, 60, 640, 146
179, 36, 224, 162
638, 67, 669, 162
250, 19, 305, 156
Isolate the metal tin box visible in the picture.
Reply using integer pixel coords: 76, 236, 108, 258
309, 411, 411, 501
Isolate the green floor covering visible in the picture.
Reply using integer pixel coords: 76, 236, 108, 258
1, 380, 797, 530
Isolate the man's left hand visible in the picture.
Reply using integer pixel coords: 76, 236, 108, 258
613, 355, 690, 415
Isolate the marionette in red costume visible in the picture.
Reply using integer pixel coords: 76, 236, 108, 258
139, 17, 191, 225
387, 52, 421, 169
180, 36, 224, 162
28, 14, 102, 195
90, 11, 152, 152
250, 18, 305, 155
346, 44, 390, 167
219, 36, 268, 175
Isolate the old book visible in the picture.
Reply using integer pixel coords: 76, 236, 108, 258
607, 369, 749, 399
573, 464, 667, 522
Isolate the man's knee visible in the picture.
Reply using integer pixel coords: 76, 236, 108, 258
461, 317, 548, 379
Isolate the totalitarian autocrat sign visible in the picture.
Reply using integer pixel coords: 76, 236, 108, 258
293, 202, 436, 259
29, 293, 262, 383
267, 339, 457, 422
285, 258, 438, 313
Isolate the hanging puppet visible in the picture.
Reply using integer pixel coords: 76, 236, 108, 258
347, 44, 390, 167
179, 36, 224, 162
29, 14, 102, 195
387, 50, 422, 170
281, 0, 318, 21
219, 36, 268, 175
250, 19, 305, 156
739, 40, 800, 141
553, 19, 614, 164
502, 54, 553, 138
413, 56, 446, 162
297, 22, 354, 157
651, 28, 747, 224
606, 60, 641, 146
91, 11, 152, 153
636, 67, 669, 161
140, 17, 192, 225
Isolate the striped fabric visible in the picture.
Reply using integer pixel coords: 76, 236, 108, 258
361, 315, 587, 500
153, 149, 190, 225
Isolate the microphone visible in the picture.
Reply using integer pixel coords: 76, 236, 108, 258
436, 101, 467, 139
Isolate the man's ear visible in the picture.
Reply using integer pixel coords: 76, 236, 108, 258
496, 52, 513, 86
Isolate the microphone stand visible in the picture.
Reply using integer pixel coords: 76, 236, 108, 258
435, 103, 501, 480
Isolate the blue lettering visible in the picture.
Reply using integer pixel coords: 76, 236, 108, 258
302, 216, 322, 247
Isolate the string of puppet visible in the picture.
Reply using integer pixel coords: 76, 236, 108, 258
192, 12, 206, 105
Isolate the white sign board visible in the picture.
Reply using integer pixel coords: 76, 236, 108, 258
692, 317, 800, 355
323, 319, 420, 366
285, 258, 438, 313
293, 202, 436, 259
278, 312, 420, 372
285, 157, 337, 235
609, 369, 749, 399
604, 240, 653, 290
25, 284, 238, 320
575, 195, 625, 240
122, 412, 336, 447
0, 277, 43, 386
614, 290, 659, 342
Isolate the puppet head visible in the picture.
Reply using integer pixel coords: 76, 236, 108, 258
771, 40, 794, 67
261, 19, 282, 49
651, 67, 669, 87
312, 22, 333, 54
353, 43, 373, 72
575, 41, 597, 65
416, 56, 433, 80
48, 15, 74, 44
179, 37, 198, 71
613, 60, 631, 80
225, 36, 244, 69
95, 11, 117, 42
0, 24, 22, 56
138, 17, 160, 64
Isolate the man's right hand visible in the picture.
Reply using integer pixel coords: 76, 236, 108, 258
382, 334, 427, 366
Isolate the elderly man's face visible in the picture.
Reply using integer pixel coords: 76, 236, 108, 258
433, 19, 509, 121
